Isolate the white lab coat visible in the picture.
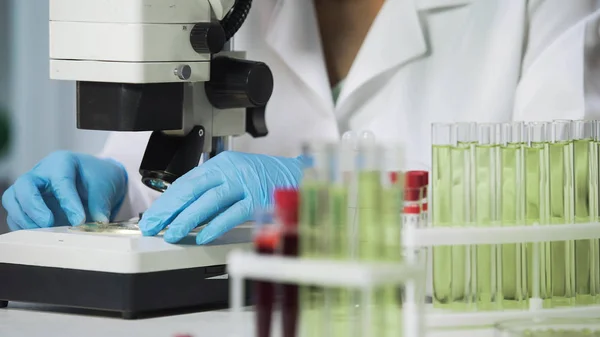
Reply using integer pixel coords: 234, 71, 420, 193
100, 0, 600, 221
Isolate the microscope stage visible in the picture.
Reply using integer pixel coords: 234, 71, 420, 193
0, 223, 253, 318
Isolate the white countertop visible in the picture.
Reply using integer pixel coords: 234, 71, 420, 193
0, 302, 238, 337
0, 302, 495, 337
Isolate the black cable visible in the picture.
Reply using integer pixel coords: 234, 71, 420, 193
220, 0, 252, 41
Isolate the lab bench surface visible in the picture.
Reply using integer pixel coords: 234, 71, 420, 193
0, 302, 236, 337
0, 302, 494, 337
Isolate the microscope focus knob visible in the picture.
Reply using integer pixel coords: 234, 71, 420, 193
190, 23, 226, 54
205, 56, 274, 110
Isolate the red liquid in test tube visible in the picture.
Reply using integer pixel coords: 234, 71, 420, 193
254, 214, 280, 337
389, 171, 400, 185
274, 188, 300, 337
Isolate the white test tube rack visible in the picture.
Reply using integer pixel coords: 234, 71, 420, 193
403, 222, 600, 328
227, 249, 428, 337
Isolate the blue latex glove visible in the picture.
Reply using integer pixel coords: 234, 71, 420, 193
2, 151, 128, 230
139, 151, 304, 245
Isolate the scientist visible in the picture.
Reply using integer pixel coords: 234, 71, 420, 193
4, 0, 600, 244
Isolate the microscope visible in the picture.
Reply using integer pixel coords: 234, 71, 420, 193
0, 0, 270, 318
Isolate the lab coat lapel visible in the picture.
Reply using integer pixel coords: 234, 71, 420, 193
336, 0, 428, 116
265, 0, 334, 112
337, 0, 472, 120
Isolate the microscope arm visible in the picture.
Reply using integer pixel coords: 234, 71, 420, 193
208, 0, 236, 20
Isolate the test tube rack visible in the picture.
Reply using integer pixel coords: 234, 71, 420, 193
404, 221, 600, 329
227, 249, 428, 337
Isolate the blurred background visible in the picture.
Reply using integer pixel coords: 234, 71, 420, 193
0, 0, 111, 233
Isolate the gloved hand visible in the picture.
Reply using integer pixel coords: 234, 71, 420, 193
139, 151, 304, 245
2, 151, 128, 230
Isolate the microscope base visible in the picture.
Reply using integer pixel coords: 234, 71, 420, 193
0, 225, 253, 318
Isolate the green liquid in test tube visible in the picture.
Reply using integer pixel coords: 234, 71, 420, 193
524, 122, 551, 308
474, 123, 502, 310
355, 131, 385, 335
431, 122, 476, 310
298, 143, 329, 337
593, 119, 600, 306
572, 120, 600, 305
380, 144, 404, 337
548, 120, 575, 307
499, 122, 528, 309
325, 139, 354, 337
380, 144, 404, 265
458, 122, 477, 309
596, 120, 600, 305
356, 130, 382, 263
596, 121, 600, 227
431, 123, 455, 309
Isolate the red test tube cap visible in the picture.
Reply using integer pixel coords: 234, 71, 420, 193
414, 171, 428, 186
273, 188, 299, 228
414, 170, 429, 198
405, 171, 425, 188
405, 171, 424, 201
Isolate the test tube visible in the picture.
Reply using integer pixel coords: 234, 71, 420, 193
253, 210, 279, 337
430, 122, 476, 309
340, 131, 358, 259
524, 121, 551, 308
590, 120, 600, 304
298, 142, 329, 337
380, 144, 404, 337
431, 123, 455, 308
321, 142, 353, 337
381, 143, 404, 257
571, 120, 599, 305
595, 120, 600, 225
548, 120, 576, 306
338, 133, 364, 337
355, 131, 385, 335
458, 122, 477, 309
274, 189, 300, 337
473, 123, 502, 310
356, 131, 382, 263
499, 122, 528, 309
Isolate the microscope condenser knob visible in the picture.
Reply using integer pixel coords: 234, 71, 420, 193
205, 56, 274, 110
190, 23, 226, 54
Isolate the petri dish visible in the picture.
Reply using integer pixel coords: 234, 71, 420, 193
68, 219, 205, 235
495, 318, 600, 337
69, 220, 142, 234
